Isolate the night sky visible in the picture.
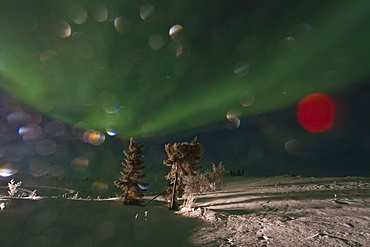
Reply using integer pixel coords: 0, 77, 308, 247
0, 0, 369, 184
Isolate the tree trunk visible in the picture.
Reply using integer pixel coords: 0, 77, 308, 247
123, 191, 129, 204
169, 164, 179, 210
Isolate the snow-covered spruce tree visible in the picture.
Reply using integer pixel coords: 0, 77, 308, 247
164, 137, 203, 210
114, 138, 148, 205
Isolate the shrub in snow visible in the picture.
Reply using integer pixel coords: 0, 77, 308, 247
8, 179, 22, 197
182, 193, 196, 211
205, 162, 227, 190
70, 192, 80, 199
183, 162, 227, 197
28, 190, 37, 198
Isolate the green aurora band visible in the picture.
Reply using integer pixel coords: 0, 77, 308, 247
0, 0, 369, 139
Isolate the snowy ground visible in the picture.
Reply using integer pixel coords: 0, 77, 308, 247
178, 176, 370, 246
0, 175, 369, 246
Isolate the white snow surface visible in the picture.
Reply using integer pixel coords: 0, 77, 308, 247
0, 175, 369, 246
176, 176, 370, 246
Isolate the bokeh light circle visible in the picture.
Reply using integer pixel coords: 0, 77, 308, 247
226, 109, 241, 129
278, 36, 296, 52
91, 180, 108, 194
45, 121, 65, 136
106, 122, 119, 136
68, 4, 87, 24
114, 16, 131, 34
292, 23, 312, 39
71, 156, 89, 172
284, 139, 303, 154
0, 162, 19, 177
29, 161, 50, 177
82, 129, 105, 145
35, 139, 57, 156
92, 3, 108, 22
239, 92, 255, 107
169, 24, 183, 39
140, 4, 155, 22
234, 61, 250, 77
40, 50, 58, 63
297, 93, 336, 133
49, 165, 64, 177
149, 34, 165, 50
55, 20, 72, 38
7, 111, 30, 124
18, 124, 46, 142
76, 42, 95, 59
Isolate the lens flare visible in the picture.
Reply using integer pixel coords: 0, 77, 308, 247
18, 124, 45, 142
92, 3, 108, 22
169, 24, 183, 40
7, 111, 30, 124
234, 61, 250, 77
71, 156, 89, 172
291, 23, 312, 39
49, 165, 64, 177
45, 121, 65, 136
106, 122, 119, 136
138, 183, 148, 191
114, 16, 131, 34
91, 180, 108, 194
148, 34, 165, 50
226, 109, 241, 129
0, 163, 18, 177
40, 50, 58, 63
35, 139, 57, 156
140, 4, 155, 22
55, 20, 72, 38
68, 4, 87, 24
285, 139, 303, 154
297, 93, 336, 133
82, 129, 105, 145
76, 42, 95, 59
278, 36, 296, 52
226, 109, 241, 120
29, 161, 50, 177
115, 106, 125, 118
239, 92, 255, 107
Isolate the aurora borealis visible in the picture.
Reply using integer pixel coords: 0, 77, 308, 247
0, 0, 368, 139
0, 0, 369, 180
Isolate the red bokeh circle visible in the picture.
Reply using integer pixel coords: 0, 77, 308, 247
297, 93, 336, 133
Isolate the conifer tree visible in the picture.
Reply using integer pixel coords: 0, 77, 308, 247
114, 137, 148, 205
164, 137, 203, 210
